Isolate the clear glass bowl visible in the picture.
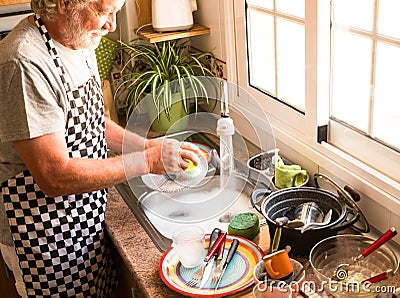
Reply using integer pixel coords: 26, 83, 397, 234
309, 234, 399, 297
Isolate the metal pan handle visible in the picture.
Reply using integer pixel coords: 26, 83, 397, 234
250, 189, 272, 214
314, 173, 370, 233
331, 207, 359, 231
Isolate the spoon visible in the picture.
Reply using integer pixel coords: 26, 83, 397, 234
332, 227, 397, 281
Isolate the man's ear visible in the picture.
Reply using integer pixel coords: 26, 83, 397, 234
58, 0, 67, 14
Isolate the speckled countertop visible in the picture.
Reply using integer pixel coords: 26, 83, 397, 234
105, 185, 262, 297
105, 186, 173, 297
105, 186, 400, 298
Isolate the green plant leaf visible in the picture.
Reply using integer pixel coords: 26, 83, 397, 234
116, 38, 216, 121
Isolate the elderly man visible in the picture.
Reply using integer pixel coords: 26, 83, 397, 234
0, 0, 201, 296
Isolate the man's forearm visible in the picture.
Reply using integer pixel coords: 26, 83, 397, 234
105, 117, 147, 153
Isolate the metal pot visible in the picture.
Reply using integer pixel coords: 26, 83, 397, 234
251, 173, 369, 256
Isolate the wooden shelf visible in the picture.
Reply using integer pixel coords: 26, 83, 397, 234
0, 0, 29, 5
137, 24, 210, 43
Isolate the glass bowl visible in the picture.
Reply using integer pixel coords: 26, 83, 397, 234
309, 234, 399, 297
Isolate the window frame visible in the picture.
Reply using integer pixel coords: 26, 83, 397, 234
227, 0, 400, 210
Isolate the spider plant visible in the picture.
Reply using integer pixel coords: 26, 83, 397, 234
116, 38, 216, 121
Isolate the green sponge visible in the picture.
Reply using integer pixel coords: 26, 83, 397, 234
228, 212, 260, 240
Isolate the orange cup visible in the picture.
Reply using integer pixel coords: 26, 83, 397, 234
262, 249, 294, 280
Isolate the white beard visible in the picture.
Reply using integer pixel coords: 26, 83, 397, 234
60, 9, 107, 50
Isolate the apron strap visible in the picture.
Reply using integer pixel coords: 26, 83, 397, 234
33, 14, 72, 93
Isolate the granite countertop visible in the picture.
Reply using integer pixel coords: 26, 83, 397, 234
103, 186, 334, 298
105, 185, 400, 298
105, 186, 260, 297
105, 186, 172, 297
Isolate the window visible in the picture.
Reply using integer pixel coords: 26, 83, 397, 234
233, 0, 400, 185
246, 0, 305, 111
329, 0, 400, 182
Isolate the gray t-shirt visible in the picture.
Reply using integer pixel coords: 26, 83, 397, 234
0, 17, 101, 245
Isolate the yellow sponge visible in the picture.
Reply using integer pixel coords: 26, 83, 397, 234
185, 159, 196, 172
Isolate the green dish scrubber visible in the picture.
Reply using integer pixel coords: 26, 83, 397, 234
228, 212, 260, 240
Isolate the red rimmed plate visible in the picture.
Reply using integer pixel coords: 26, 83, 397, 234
159, 235, 265, 297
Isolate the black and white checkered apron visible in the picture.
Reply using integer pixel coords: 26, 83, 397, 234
1, 15, 117, 297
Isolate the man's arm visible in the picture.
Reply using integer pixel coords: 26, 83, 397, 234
12, 130, 145, 196
12, 125, 202, 197
105, 117, 146, 153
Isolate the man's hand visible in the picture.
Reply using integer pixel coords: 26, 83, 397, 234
144, 139, 202, 174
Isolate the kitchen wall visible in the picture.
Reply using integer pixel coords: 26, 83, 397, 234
191, 0, 400, 246
192, 0, 228, 79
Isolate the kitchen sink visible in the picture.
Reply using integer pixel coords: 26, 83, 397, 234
114, 130, 269, 251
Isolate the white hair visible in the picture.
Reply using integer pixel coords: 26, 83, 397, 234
31, 0, 94, 20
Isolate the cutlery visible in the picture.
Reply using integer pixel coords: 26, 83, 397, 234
214, 238, 240, 292
271, 217, 288, 253
185, 228, 221, 287
361, 269, 394, 285
332, 227, 397, 281
211, 232, 227, 285
199, 232, 227, 288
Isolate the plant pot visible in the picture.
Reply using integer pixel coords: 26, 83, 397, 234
145, 93, 189, 133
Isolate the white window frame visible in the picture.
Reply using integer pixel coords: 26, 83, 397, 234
224, 0, 400, 213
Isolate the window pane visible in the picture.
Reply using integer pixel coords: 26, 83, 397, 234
373, 43, 400, 148
276, 18, 305, 110
331, 31, 372, 132
333, 0, 374, 31
246, 0, 273, 10
276, 0, 304, 18
247, 9, 276, 96
378, 0, 400, 39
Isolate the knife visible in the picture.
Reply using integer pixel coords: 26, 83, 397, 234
214, 238, 240, 292
209, 228, 222, 253
199, 231, 227, 288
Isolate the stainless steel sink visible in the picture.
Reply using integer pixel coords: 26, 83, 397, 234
114, 131, 268, 251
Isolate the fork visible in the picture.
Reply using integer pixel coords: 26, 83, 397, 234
185, 228, 221, 287
185, 261, 207, 287
211, 233, 226, 286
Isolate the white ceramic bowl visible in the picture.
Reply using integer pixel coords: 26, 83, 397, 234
252, 258, 305, 298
